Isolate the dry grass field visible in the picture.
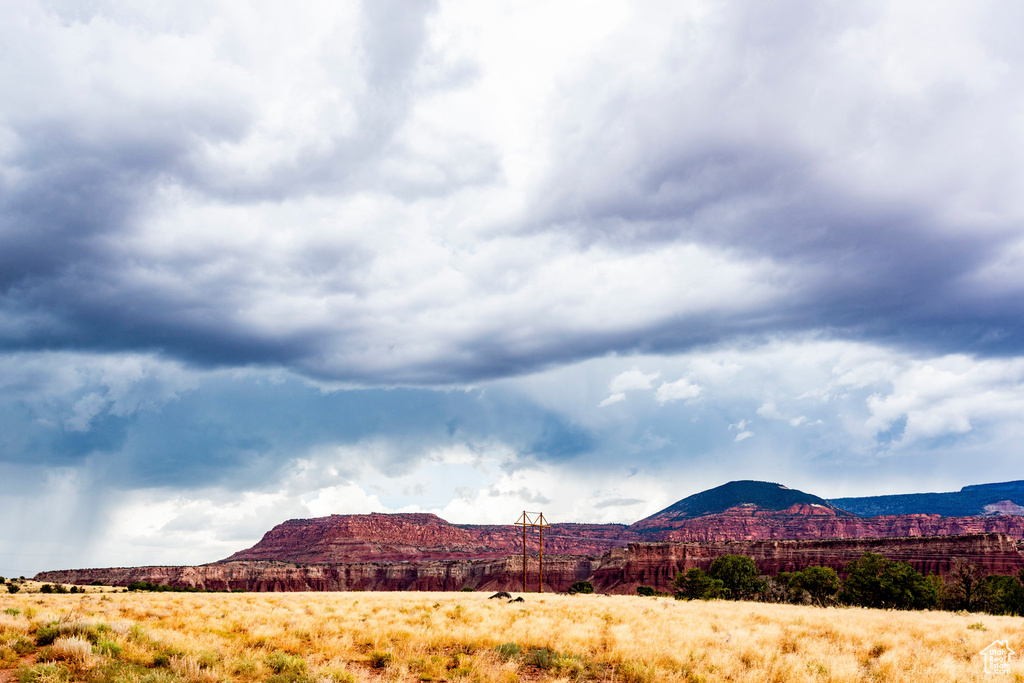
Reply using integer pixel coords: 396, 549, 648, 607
2, 590, 1023, 682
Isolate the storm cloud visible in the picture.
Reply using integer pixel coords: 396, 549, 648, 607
5, 1, 1024, 575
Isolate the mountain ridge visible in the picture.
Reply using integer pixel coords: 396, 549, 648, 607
828, 480, 1024, 517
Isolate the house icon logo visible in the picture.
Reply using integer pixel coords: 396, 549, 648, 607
980, 640, 1015, 674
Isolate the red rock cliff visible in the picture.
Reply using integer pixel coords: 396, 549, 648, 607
588, 533, 1024, 594
222, 512, 634, 563
626, 505, 1024, 543
35, 534, 1024, 594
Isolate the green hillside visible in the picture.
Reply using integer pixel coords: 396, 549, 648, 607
828, 480, 1024, 517
644, 480, 841, 522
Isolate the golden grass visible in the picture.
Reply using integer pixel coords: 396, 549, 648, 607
2, 579, 121, 594
1, 591, 1022, 682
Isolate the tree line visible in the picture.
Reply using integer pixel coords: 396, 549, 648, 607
655, 553, 1024, 614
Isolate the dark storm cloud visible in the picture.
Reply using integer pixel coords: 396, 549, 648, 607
0, 0, 496, 372
523, 2, 1024, 359
3, 1, 1024, 388
0, 368, 600, 490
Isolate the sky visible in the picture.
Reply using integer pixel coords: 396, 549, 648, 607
4, 1, 1024, 577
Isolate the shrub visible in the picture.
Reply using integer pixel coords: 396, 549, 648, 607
265, 652, 307, 675
840, 553, 938, 610
95, 639, 123, 657
708, 555, 764, 600
460, 586, 474, 592
320, 669, 355, 683
528, 648, 558, 669
3, 608, 20, 616
368, 651, 392, 669
16, 663, 71, 683
6, 584, 19, 594
10, 636, 34, 656
776, 567, 841, 605
46, 636, 91, 666
673, 568, 724, 600
493, 643, 521, 661
636, 586, 656, 597
0, 647, 18, 668
35, 625, 61, 646
570, 580, 593, 594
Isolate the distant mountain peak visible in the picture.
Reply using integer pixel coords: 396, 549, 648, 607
641, 480, 846, 523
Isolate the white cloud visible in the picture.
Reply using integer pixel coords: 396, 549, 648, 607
600, 367, 661, 406
608, 368, 661, 393
734, 431, 754, 442
655, 377, 702, 404
756, 401, 783, 419
598, 392, 626, 408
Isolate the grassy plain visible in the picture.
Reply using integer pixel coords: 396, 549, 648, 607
2, 590, 1023, 682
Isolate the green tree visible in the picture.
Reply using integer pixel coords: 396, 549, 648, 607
878, 560, 938, 610
840, 552, 937, 610
708, 555, 764, 601
977, 573, 1024, 616
570, 580, 593, 594
673, 568, 724, 600
790, 566, 841, 606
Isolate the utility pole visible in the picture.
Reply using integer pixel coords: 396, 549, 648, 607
513, 511, 550, 592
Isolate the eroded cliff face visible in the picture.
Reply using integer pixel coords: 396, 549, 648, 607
35, 534, 1024, 595
34, 555, 598, 593
625, 506, 1024, 543
222, 513, 635, 563
221, 508, 1024, 567
588, 533, 1024, 594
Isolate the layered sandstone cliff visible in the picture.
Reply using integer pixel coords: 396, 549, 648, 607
222, 512, 634, 563
34, 555, 597, 593
626, 505, 1024, 542
221, 506, 1024, 567
588, 533, 1024, 594
36, 534, 1024, 594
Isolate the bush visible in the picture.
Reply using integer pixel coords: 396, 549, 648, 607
493, 643, 521, 661
570, 580, 593, 594
775, 567, 841, 605
636, 586, 656, 597
36, 625, 61, 646
673, 568, 724, 600
368, 651, 392, 669
16, 663, 71, 683
528, 648, 558, 669
6, 584, 19, 594
839, 553, 938, 610
708, 555, 764, 600
45, 636, 91, 666
977, 574, 1024, 616
266, 652, 307, 675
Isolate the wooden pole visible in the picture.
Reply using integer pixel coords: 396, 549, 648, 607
538, 516, 544, 593
522, 511, 527, 593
